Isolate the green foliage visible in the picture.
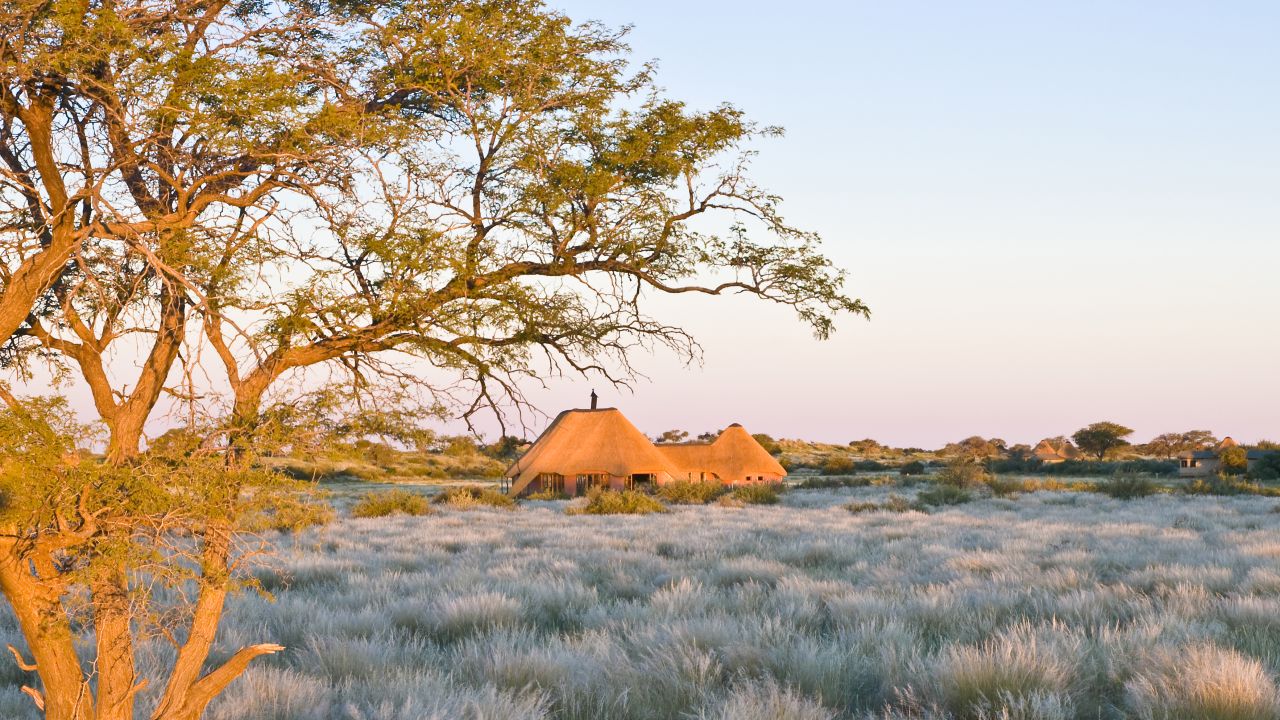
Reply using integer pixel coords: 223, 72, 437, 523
985, 475, 1028, 498
1184, 476, 1275, 497
657, 481, 729, 504
915, 485, 973, 507
899, 460, 927, 476
1220, 446, 1250, 476
934, 459, 990, 488
432, 485, 516, 509
752, 433, 782, 455
1250, 452, 1280, 481
351, 489, 433, 518
1096, 474, 1159, 500
796, 475, 871, 489
566, 489, 667, 515
1073, 421, 1135, 460
730, 484, 782, 505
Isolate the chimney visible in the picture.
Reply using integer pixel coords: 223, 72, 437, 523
590, 389, 598, 410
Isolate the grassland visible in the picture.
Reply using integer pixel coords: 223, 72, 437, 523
4, 485, 1280, 719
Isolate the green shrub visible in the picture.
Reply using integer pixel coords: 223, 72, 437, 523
1184, 475, 1264, 497
730, 484, 782, 505
656, 480, 729, 504
351, 489, 433, 518
241, 499, 335, 533
820, 456, 856, 475
566, 489, 667, 515
934, 460, 989, 488
1096, 473, 1158, 499
433, 485, 516, 509
845, 501, 879, 514
985, 475, 1028, 498
915, 485, 973, 507
899, 460, 927, 476
1250, 453, 1280, 481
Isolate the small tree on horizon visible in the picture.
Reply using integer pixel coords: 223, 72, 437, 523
1073, 422, 1135, 461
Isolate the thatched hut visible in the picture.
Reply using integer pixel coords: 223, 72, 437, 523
657, 424, 786, 485
1032, 439, 1082, 464
503, 408, 679, 497
504, 409, 786, 497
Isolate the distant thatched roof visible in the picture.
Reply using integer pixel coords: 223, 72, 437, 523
1216, 437, 1239, 451
505, 408, 678, 493
657, 424, 786, 481
1033, 439, 1082, 461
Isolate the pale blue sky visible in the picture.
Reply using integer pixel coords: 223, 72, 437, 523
508, 0, 1280, 447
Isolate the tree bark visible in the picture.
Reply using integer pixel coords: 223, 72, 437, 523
0, 543, 95, 720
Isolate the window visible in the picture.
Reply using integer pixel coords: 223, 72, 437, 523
576, 473, 608, 494
629, 473, 655, 490
536, 473, 564, 494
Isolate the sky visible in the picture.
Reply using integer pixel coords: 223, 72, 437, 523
491, 0, 1280, 447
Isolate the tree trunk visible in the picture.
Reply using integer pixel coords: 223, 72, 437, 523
0, 545, 95, 720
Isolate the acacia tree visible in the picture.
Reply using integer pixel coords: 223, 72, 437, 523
203, 0, 865, 436
1073, 421, 1134, 461
1, 1, 866, 719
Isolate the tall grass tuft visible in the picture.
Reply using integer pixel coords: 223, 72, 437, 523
350, 489, 433, 518
730, 484, 783, 505
1096, 474, 1158, 499
433, 485, 517, 509
657, 481, 729, 504
1125, 644, 1280, 720
565, 488, 667, 515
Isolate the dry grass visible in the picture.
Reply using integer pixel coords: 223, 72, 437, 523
3, 485, 1280, 719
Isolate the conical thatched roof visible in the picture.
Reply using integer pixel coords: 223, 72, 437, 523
505, 408, 677, 494
658, 424, 786, 482
1216, 436, 1238, 451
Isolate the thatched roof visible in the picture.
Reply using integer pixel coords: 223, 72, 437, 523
505, 408, 677, 493
1216, 436, 1239, 451
657, 424, 786, 481
1033, 439, 1082, 461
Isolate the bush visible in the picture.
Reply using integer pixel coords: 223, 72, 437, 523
656, 480, 729, 504
351, 489, 433, 518
1184, 475, 1266, 497
915, 485, 973, 507
1034, 459, 1178, 477
730, 484, 782, 505
820, 456, 856, 475
566, 488, 667, 515
1250, 453, 1280, 481
433, 485, 516, 509
986, 475, 1028, 498
899, 460, 927, 476
1096, 474, 1158, 500
935, 460, 989, 488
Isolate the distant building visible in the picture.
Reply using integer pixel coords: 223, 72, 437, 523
1177, 437, 1275, 477
1032, 439, 1082, 464
503, 406, 785, 497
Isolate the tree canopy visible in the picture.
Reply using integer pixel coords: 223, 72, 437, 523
1072, 422, 1134, 461
0, 0, 865, 717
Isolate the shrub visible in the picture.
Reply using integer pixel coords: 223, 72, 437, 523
1184, 475, 1264, 497
915, 485, 973, 507
1250, 452, 1280, 481
731, 484, 782, 505
566, 488, 667, 515
986, 475, 1028, 498
1125, 644, 1280, 720
657, 480, 729, 504
929, 631, 1076, 719
899, 460, 927, 476
820, 456, 856, 475
433, 485, 516, 509
845, 501, 879, 514
351, 489, 433, 518
1096, 474, 1158, 500
935, 460, 989, 488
